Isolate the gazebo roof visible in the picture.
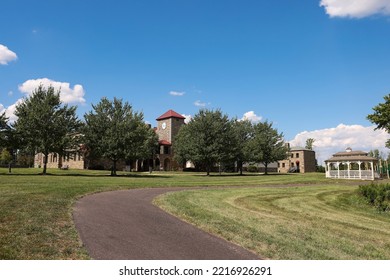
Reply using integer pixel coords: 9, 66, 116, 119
325, 155, 378, 162
325, 148, 378, 163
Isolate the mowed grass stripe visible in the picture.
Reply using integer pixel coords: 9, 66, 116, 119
155, 185, 390, 259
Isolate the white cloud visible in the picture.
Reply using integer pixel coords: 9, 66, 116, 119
0, 44, 17, 65
241, 111, 262, 123
290, 123, 389, 165
0, 99, 24, 124
194, 100, 207, 107
169, 91, 185, 96
1, 78, 86, 124
320, 0, 390, 18
181, 114, 192, 124
18, 78, 86, 104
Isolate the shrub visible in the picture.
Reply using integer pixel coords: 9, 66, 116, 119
316, 165, 326, 173
359, 183, 390, 211
247, 165, 259, 173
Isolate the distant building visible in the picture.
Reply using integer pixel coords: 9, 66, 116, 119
278, 146, 316, 173
324, 147, 379, 180
34, 149, 86, 170
154, 109, 186, 171
34, 109, 186, 172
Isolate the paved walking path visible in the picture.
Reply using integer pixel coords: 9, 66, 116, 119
73, 187, 260, 260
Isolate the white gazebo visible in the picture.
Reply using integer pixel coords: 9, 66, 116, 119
325, 148, 379, 180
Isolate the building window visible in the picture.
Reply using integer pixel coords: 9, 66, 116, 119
296, 153, 299, 158
164, 146, 170, 155
291, 153, 294, 158
291, 162, 294, 167
282, 163, 285, 168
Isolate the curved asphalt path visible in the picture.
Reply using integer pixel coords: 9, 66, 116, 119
73, 187, 260, 260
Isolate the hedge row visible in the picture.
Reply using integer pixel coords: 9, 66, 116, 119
359, 183, 390, 212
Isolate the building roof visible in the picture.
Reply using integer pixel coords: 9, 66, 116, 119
159, 140, 172, 146
290, 146, 314, 152
326, 155, 378, 162
325, 148, 378, 162
156, 110, 186, 121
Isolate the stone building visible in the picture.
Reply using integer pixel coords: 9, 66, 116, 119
154, 109, 186, 171
34, 150, 85, 169
34, 109, 186, 171
278, 146, 316, 173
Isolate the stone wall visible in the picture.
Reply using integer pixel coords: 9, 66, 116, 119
34, 152, 85, 169
278, 149, 316, 173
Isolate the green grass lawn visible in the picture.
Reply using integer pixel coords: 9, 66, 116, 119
155, 185, 390, 259
0, 167, 386, 260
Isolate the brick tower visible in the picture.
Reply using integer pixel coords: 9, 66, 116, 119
155, 110, 186, 171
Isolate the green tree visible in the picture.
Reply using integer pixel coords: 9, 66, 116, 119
305, 138, 315, 150
174, 109, 234, 176
368, 149, 380, 159
248, 121, 288, 175
368, 94, 390, 147
13, 84, 82, 175
0, 148, 13, 173
83, 97, 155, 176
0, 113, 9, 148
231, 119, 253, 175
139, 127, 159, 172
0, 113, 19, 173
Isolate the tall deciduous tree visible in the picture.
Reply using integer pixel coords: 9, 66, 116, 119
248, 121, 288, 175
231, 119, 253, 175
0, 149, 13, 173
305, 138, 315, 150
0, 113, 9, 148
0, 113, 19, 173
13, 84, 82, 175
174, 109, 234, 176
368, 94, 390, 148
83, 97, 156, 176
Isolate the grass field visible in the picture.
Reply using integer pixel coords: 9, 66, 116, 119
0, 168, 388, 260
155, 185, 390, 259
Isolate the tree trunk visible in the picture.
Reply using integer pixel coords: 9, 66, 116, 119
8, 162, 12, 174
58, 153, 63, 169
43, 152, 48, 175
207, 165, 210, 176
238, 161, 243, 176
264, 162, 268, 175
111, 160, 117, 176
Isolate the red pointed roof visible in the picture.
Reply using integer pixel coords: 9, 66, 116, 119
156, 109, 186, 121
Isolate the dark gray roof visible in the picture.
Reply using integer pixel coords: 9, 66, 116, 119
290, 146, 314, 152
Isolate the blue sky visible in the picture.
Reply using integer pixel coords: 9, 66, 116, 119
1, 0, 390, 163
